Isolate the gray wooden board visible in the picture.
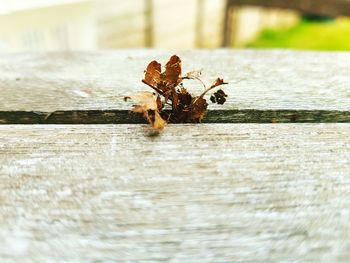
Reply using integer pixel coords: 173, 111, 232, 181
1, 124, 350, 262
1, 50, 350, 123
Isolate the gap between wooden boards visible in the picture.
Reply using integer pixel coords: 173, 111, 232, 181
1, 109, 350, 124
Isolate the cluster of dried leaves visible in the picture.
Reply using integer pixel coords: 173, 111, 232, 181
124, 55, 228, 129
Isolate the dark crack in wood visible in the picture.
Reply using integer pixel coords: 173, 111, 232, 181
1, 110, 350, 124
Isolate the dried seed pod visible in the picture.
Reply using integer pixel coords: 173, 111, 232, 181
210, 89, 228, 105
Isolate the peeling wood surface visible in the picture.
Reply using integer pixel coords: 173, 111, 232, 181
0, 50, 350, 123
1, 124, 350, 262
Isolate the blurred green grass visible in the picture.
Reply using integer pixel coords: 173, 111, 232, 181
247, 18, 350, 50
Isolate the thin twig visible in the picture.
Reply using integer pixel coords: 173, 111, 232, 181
199, 82, 228, 98
142, 79, 164, 95
191, 80, 228, 106
181, 76, 207, 90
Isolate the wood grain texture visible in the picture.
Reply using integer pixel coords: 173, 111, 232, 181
0, 50, 350, 123
1, 124, 350, 262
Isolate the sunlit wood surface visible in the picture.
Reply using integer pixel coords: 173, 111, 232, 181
0, 50, 349, 262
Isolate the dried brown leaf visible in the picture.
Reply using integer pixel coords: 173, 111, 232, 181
125, 91, 166, 129
125, 55, 228, 129
127, 92, 157, 111
211, 78, 227, 88
178, 88, 192, 107
162, 55, 182, 88
153, 111, 167, 130
156, 95, 163, 110
191, 97, 208, 123
184, 70, 201, 79
144, 61, 161, 89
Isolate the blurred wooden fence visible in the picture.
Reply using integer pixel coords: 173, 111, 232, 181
0, 1, 95, 52
0, 0, 305, 51
97, 0, 298, 49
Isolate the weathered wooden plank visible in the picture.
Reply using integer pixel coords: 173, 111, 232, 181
0, 50, 350, 123
0, 124, 350, 262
